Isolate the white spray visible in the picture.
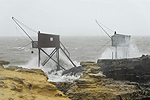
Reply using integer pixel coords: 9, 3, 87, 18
25, 48, 81, 82
100, 40, 142, 59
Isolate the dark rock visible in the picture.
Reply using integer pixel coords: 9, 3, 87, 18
0, 80, 5, 87
10, 85, 16, 90
55, 82, 73, 94
55, 93, 63, 97
55, 61, 150, 100
62, 66, 82, 76
5, 66, 22, 71
0, 60, 10, 65
97, 55, 150, 83
8, 97, 14, 100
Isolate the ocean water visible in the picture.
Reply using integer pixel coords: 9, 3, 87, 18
0, 35, 150, 82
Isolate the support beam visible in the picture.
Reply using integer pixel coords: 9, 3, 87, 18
115, 46, 117, 59
56, 48, 60, 70
40, 48, 65, 70
112, 52, 113, 59
38, 48, 41, 67
42, 48, 57, 66
60, 47, 77, 67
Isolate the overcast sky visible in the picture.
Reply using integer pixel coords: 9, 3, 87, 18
1, 0, 150, 37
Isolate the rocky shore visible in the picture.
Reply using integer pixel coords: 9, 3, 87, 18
1, 58, 150, 100
0, 61, 69, 100
58, 61, 150, 100
97, 55, 150, 83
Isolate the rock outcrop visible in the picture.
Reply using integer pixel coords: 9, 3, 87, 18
1, 59, 150, 100
62, 66, 82, 76
0, 60, 10, 65
0, 61, 70, 100
97, 55, 150, 83
65, 61, 150, 100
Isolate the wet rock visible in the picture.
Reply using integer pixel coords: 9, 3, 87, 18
65, 61, 150, 100
97, 55, 150, 83
0, 60, 10, 65
62, 66, 82, 76
62, 61, 100, 77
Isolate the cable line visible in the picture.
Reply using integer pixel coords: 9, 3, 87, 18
12, 17, 37, 33
95, 20, 112, 39
97, 40, 111, 52
96, 20, 114, 32
12, 17, 33, 41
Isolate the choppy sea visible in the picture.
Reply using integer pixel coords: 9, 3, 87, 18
0, 35, 150, 82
